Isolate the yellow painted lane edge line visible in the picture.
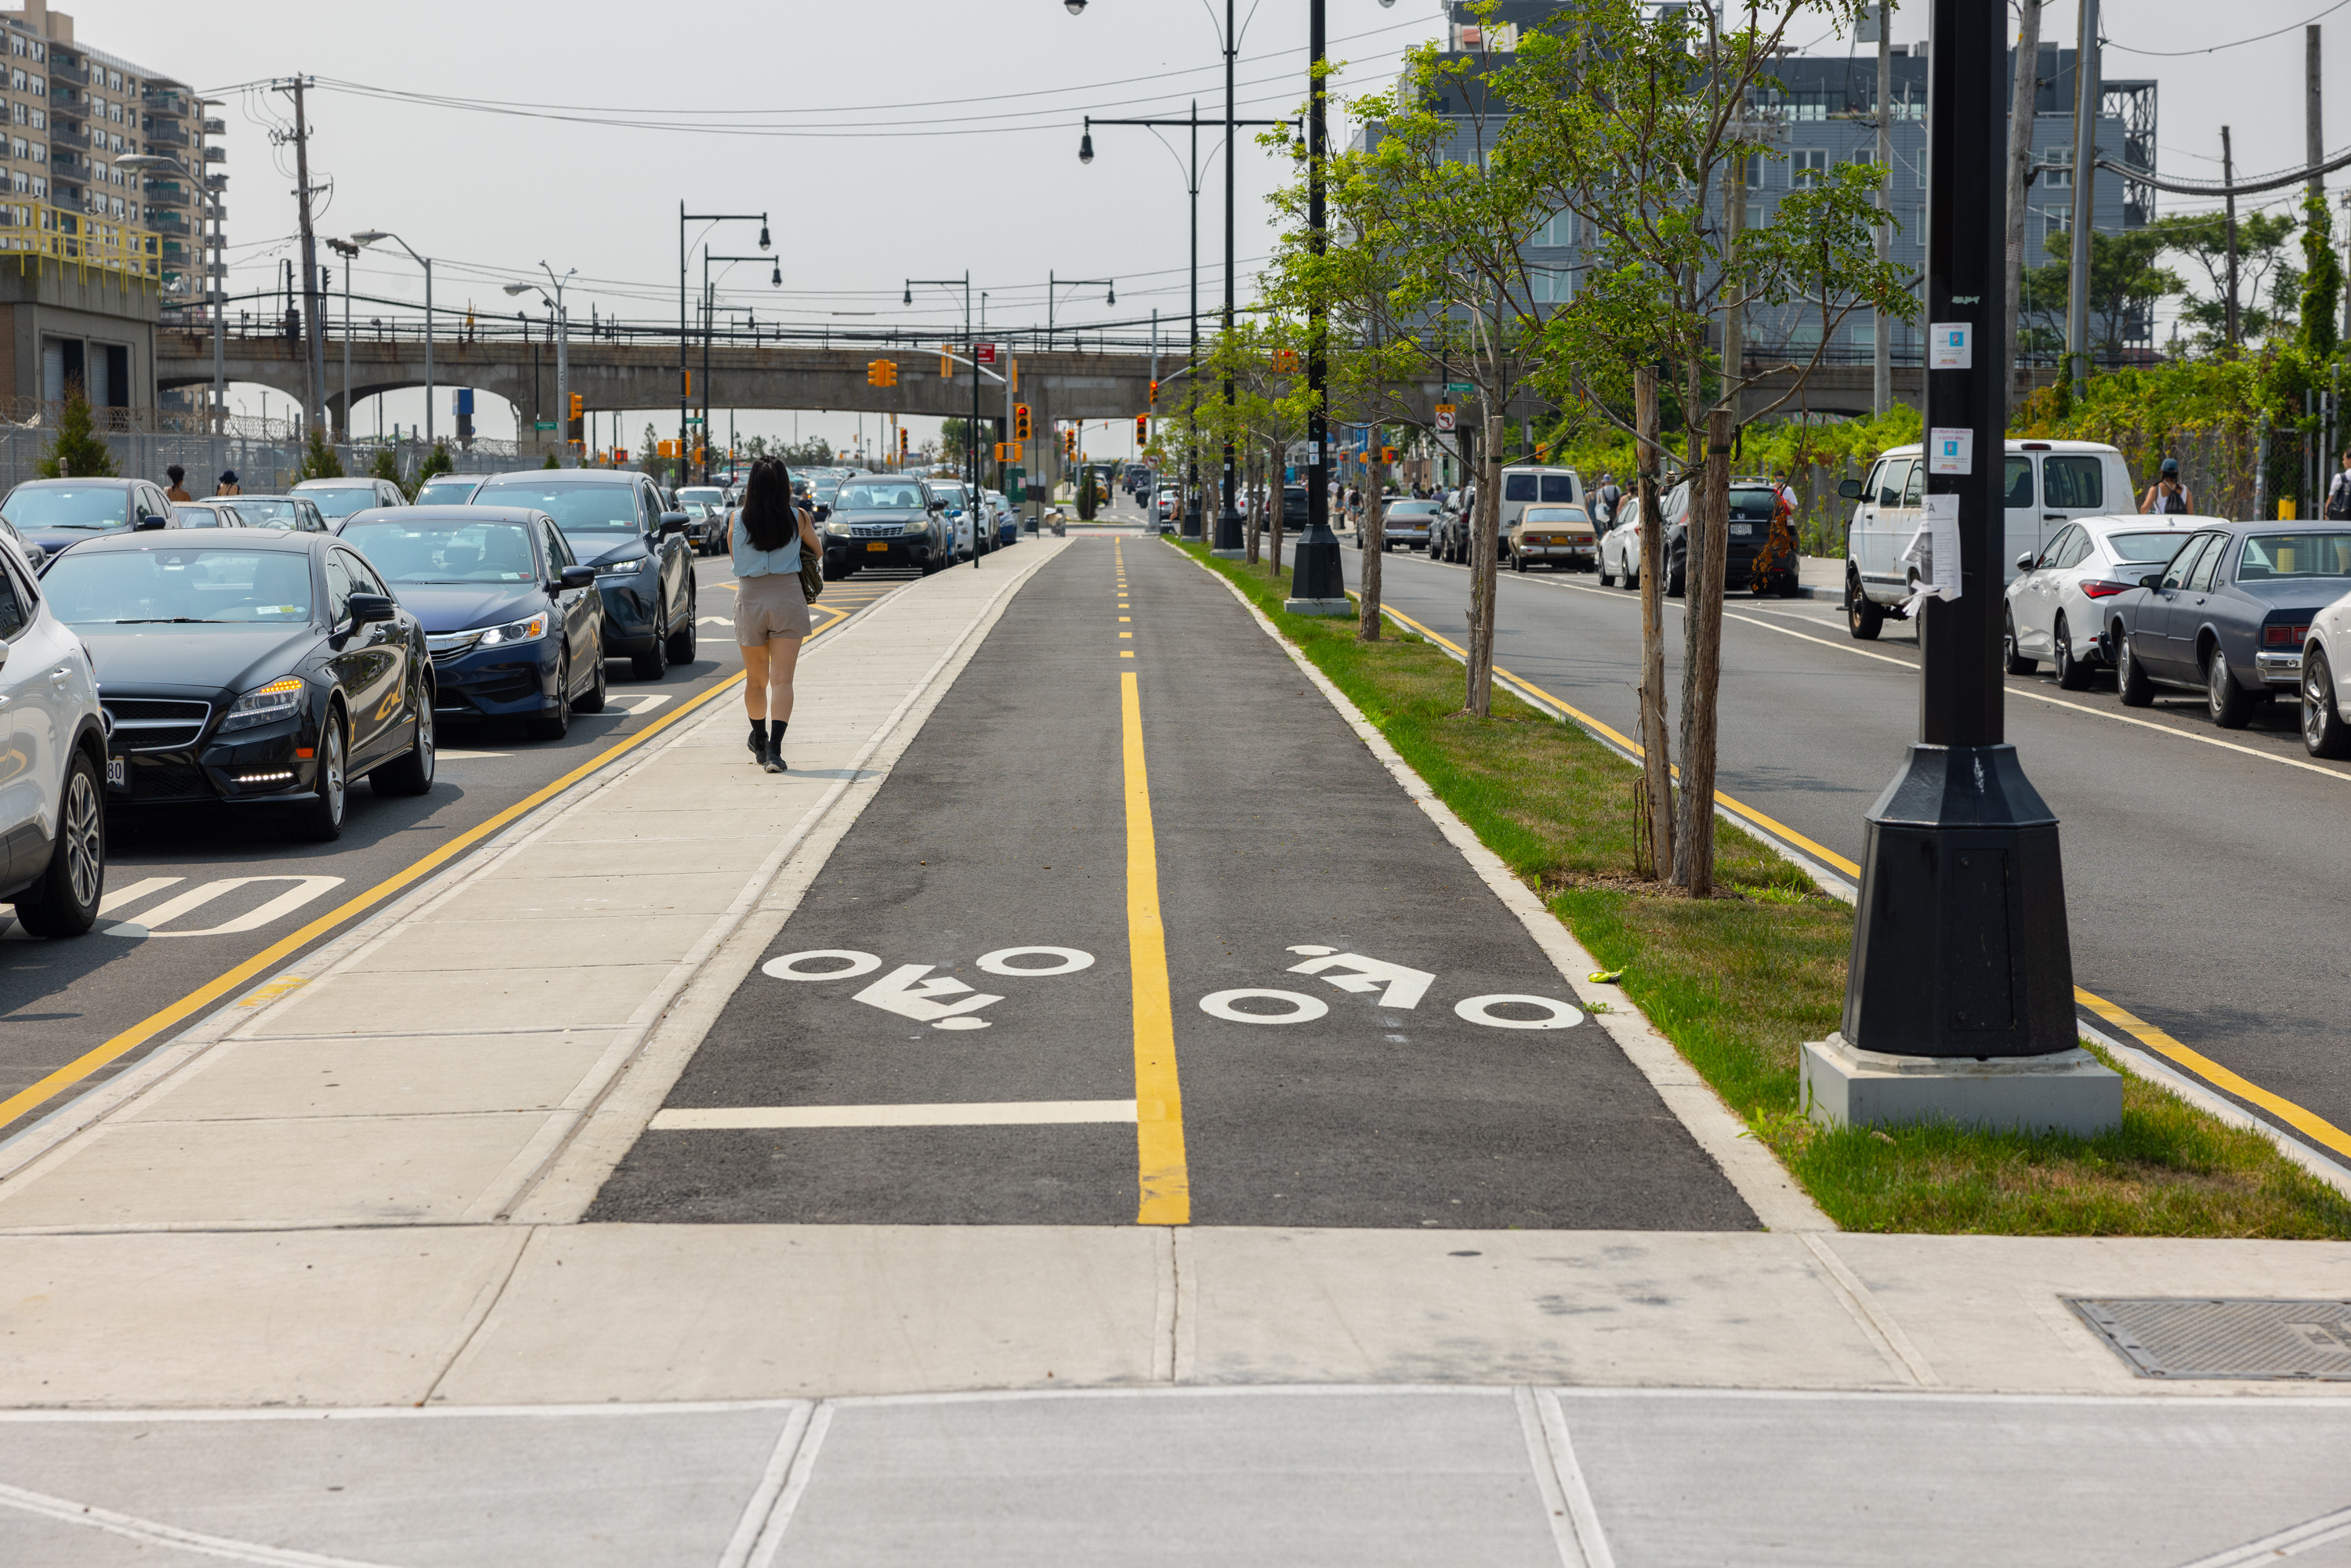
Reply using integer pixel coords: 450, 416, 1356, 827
1359, 592, 2351, 1162
0, 596, 860, 1135
1121, 668, 1190, 1225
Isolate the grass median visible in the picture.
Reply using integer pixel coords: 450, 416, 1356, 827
1177, 538, 2351, 1238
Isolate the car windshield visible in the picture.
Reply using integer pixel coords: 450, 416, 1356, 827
171, 505, 224, 528
2, 484, 126, 530
343, 517, 540, 584
222, 498, 301, 530
411, 479, 476, 505
1388, 502, 1437, 516
2106, 531, 2194, 564
473, 480, 640, 534
1730, 491, 1780, 521
1525, 506, 1589, 523
838, 482, 926, 510
45, 546, 314, 624
2238, 532, 2351, 580
678, 488, 726, 509
299, 485, 381, 520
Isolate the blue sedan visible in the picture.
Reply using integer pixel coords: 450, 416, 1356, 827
339, 506, 607, 741
2106, 523, 2351, 729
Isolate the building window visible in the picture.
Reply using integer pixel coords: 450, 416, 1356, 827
2037, 156, 2070, 190
29, 77, 42, 97
28, 109, 41, 130
1529, 268, 1571, 305
1533, 209, 1576, 247
30, 143, 42, 164
6, 38, 19, 56
1744, 200, 1765, 231
33, 176, 47, 197
1791, 149, 1827, 188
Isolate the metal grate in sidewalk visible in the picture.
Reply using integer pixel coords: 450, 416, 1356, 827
2069, 1298, 2351, 1380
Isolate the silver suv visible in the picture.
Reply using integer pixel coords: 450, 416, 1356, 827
0, 538, 107, 936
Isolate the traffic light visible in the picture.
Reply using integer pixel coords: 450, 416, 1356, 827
1013, 404, 1032, 440
1135, 415, 1148, 444
899, 428, 910, 457
568, 393, 583, 422
657, 440, 679, 458
1148, 378, 1159, 407
693, 445, 705, 465
865, 360, 899, 388
1379, 445, 1400, 462
939, 346, 951, 378
683, 371, 693, 397
1271, 348, 1299, 372
1063, 429, 1075, 458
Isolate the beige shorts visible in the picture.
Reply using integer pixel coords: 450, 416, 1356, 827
734, 570, 811, 644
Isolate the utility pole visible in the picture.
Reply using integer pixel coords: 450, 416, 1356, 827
1287, 0, 1346, 612
1874, 0, 1893, 416
2064, 0, 2099, 395
2222, 126, 2240, 349
2004, 0, 2041, 416
328, 241, 354, 442
278, 78, 325, 436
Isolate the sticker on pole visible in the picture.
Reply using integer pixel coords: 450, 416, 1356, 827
1926, 427, 1973, 475
1928, 322, 1972, 371
1900, 494, 1964, 616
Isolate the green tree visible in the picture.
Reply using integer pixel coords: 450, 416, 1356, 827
542, 451, 561, 469
296, 425, 344, 480
2020, 227, 2183, 362
408, 441, 452, 500
37, 388, 118, 478
368, 447, 402, 487
2147, 208, 2298, 350
2299, 190, 2342, 361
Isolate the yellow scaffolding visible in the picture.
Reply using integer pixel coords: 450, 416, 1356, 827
0, 202, 162, 285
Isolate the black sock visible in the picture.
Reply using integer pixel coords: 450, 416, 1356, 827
770, 720, 788, 744
748, 719, 768, 746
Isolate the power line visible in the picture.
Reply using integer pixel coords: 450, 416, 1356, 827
2104, 0, 2351, 57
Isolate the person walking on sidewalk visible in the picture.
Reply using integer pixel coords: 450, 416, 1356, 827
2326, 449, 2351, 521
2139, 457, 2194, 515
730, 458, 819, 773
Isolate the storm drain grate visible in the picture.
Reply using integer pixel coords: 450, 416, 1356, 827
2069, 1298, 2351, 1380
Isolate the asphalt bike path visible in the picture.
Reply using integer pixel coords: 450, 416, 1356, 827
593, 532, 1755, 1229
1342, 539, 2351, 1170
0, 556, 907, 1145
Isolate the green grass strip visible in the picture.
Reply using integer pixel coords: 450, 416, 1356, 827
1178, 539, 2351, 1237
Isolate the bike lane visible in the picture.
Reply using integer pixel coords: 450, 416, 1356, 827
589, 536, 1755, 1229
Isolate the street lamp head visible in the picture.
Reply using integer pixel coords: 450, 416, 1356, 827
502, 283, 531, 296
1078, 129, 1095, 165
903, 284, 914, 306
771, 263, 782, 288
758, 223, 772, 252
1107, 283, 1116, 306
1065, 0, 1086, 13
351, 230, 388, 245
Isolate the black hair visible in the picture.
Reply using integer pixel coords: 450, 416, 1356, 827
166, 465, 185, 483
740, 458, 798, 552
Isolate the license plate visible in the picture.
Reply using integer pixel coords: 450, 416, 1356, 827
866, 541, 889, 552
1730, 523, 1752, 536
106, 756, 125, 787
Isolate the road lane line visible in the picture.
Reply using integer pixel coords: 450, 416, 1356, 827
0, 595, 871, 1136
1367, 596, 2351, 1163
650, 1100, 1145, 1130
1121, 668, 1190, 1225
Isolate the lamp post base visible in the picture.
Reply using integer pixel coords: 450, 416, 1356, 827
1213, 505, 1244, 553
1801, 1034, 2120, 1136
1289, 519, 1344, 601
1845, 744, 2078, 1059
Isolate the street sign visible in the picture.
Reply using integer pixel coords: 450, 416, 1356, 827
1444, 382, 1473, 396
1433, 404, 1457, 433
976, 342, 998, 366
533, 420, 557, 431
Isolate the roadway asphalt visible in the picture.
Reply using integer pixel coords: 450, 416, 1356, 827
1339, 536, 2351, 1163
0, 554, 909, 1143
592, 523, 1755, 1229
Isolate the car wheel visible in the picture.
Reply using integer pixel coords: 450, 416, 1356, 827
632, 610, 670, 680
2303, 649, 2351, 757
1666, 567, 1685, 599
666, 581, 697, 663
2003, 614, 2036, 675
1775, 573, 1802, 599
2052, 615, 2093, 690
2206, 641, 2255, 729
292, 713, 348, 842
1624, 557, 1641, 591
527, 654, 573, 741
375, 686, 437, 795
11, 749, 104, 937
2117, 627, 2154, 706
1846, 574, 1885, 641
573, 650, 608, 715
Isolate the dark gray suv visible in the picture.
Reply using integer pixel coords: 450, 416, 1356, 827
819, 476, 954, 578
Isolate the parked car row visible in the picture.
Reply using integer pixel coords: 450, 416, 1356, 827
815, 473, 1021, 579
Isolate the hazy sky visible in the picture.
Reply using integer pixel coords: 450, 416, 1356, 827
86, 0, 2345, 448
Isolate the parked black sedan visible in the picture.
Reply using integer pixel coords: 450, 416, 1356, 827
467, 470, 697, 679
36, 531, 436, 839
2106, 524, 2351, 728
339, 506, 606, 740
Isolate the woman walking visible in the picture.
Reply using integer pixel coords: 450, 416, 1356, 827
731, 458, 819, 773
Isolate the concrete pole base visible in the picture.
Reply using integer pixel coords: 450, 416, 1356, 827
1282, 597, 1353, 617
1208, 548, 1249, 559
1800, 1033, 2121, 1137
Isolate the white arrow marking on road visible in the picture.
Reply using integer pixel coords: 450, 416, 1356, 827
697, 615, 735, 627
1454, 994, 1582, 1030
1199, 988, 1330, 1025
1285, 950, 1436, 1009
2, 876, 184, 940
976, 946, 1096, 976
853, 963, 1004, 1027
612, 693, 675, 715
105, 875, 346, 939
765, 949, 885, 981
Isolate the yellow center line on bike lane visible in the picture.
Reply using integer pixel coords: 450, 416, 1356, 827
1368, 595, 2351, 1164
0, 594, 863, 1137
1119, 543, 1187, 1223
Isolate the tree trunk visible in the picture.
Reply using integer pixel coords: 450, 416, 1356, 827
1672, 408, 1733, 897
1635, 368, 1675, 879
1267, 453, 1285, 578
1359, 489, 1386, 640
1246, 454, 1262, 565
2004, 0, 2044, 415
1464, 412, 1505, 716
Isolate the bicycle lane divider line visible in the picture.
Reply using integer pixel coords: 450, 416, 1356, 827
1366, 596, 2351, 1168
0, 598, 864, 1142
1125, 666, 1189, 1223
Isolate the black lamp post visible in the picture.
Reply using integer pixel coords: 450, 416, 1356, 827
1842, 0, 2076, 1060
909, 272, 985, 569
1285, 0, 1345, 605
679, 205, 768, 484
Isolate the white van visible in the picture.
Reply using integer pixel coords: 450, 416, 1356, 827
1496, 465, 1583, 560
1839, 439, 2132, 639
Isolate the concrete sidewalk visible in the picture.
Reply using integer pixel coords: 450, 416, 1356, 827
5, 531, 2351, 1563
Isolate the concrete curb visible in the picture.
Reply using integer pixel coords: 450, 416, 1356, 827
1173, 541, 1832, 1234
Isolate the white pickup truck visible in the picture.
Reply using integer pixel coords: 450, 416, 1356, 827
1838, 438, 2134, 640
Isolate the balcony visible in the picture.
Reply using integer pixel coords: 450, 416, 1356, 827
201, 118, 224, 136
147, 212, 188, 234
147, 124, 187, 149
49, 60, 88, 87
202, 146, 225, 163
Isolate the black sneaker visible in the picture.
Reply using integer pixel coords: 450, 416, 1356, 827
746, 725, 766, 763
763, 738, 786, 773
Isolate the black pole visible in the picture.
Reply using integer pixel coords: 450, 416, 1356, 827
1186, 100, 1202, 539
1288, 0, 1343, 604
1842, 0, 2074, 1059
1214, 0, 1243, 552
970, 273, 982, 568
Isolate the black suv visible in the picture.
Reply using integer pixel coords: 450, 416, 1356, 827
1661, 479, 1800, 599
820, 476, 953, 578
465, 470, 697, 678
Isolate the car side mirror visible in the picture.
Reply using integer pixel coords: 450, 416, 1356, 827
2140, 574, 2163, 590
1836, 478, 1864, 501
658, 512, 690, 535
135, 512, 167, 531
556, 565, 596, 592
348, 592, 397, 625
2016, 552, 2035, 571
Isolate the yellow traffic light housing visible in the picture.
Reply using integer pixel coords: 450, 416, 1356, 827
1013, 404, 1032, 440
1148, 378, 1159, 407
568, 393, 583, 421
1135, 415, 1147, 444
